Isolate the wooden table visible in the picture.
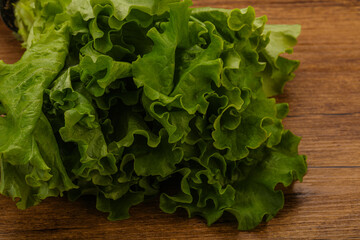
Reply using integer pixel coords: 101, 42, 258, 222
0, 0, 359, 239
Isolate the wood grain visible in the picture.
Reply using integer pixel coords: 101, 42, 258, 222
0, 0, 360, 239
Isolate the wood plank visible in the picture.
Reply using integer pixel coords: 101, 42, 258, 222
284, 114, 360, 167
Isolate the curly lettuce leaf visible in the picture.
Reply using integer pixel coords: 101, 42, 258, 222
260, 24, 301, 97
226, 131, 307, 230
132, 0, 192, 97
160, 131, 306, 230
48, 67, 118, 186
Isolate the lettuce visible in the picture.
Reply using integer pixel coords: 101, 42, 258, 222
0, 0, 307, 230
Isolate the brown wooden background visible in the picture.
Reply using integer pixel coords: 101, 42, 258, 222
0, 0, 359, 239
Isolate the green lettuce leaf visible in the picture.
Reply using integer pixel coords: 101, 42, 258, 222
0, 9, 76, 208
260, 24, 301, 97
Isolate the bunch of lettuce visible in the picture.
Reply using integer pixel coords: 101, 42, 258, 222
0, 0, 306, 230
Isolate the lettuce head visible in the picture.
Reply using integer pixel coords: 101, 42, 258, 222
0, 0, 306, 230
